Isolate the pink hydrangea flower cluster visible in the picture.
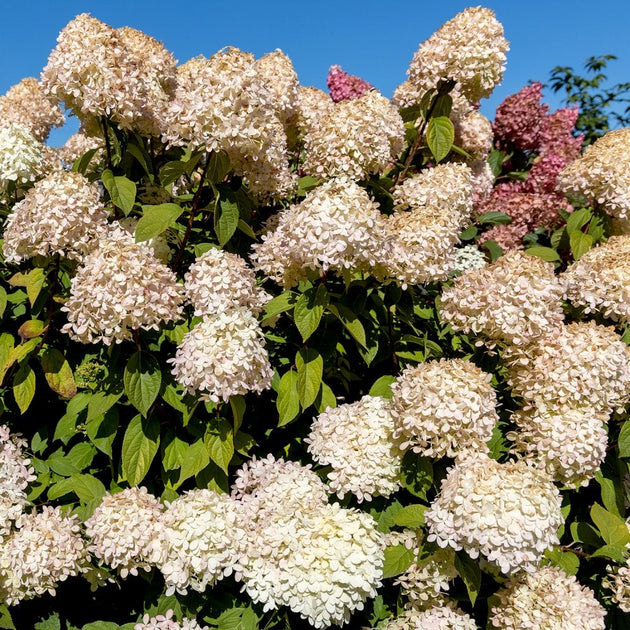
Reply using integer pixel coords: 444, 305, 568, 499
326, 65, 373, 102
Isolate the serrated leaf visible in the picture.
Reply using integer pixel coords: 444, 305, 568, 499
215, 198, 239, 246
124, 351, 161, 416
86, 408, 119, 458
401, 451, 433, 500
294, 285, 329, 342
392, 504, 427, 529
455, 551, 481, 605
570, 230, 593, 260
426, 116, 454, 163
40, 348, 77, 399
591, 544, 629, 563
179, 439, 210, 483
121, 415, 160, 485
314, 381, 336, 413
619, 420, 630, 457
69, 473, 106, 504
87, 390, 122, 422
26, 267, 45, 307
477, 211, 512, 225
13, 362, 35, 414
596, 470, 623, 517
295, 348, 323, 409
261, 291, 298, 325
135, 203, 184, 242
205, 417, 234, 474
101, 169, 136, 215
525, 246, 561, 262
0, 604, 14, 629
566, 207, 592, 234
207, 150, 231, 183
382, 544, 415, 579
590, 503, 630, 547
277, 370, 300, 426
544, 547, 580, 575
369, 375, 396, 398
163, 436, 188, 470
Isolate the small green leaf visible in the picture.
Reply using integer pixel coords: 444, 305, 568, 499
392, 504, 427, 529
382, 544, 415, 579
0, 286, 6, 320
455, 551, 481, 605
26, 267, 45, 307
590, 503, 630, 547
207, 151, 231, 183
261, 291, 298, 324
596, 470, 623, 517
368, 375, 396, 399
71, 147, 98, 174
163, 436, 188, 471
619, 420, 630, 457
82, 622, 121, 630
314, 381, 336, 413
544, 547, 580, 575
18, 319, 45, 340
327, 303, 366, 348
124, 351, 161, 417
135, 203, 184, 242
426, 116, 454, 163
179, 439, 211, 483
215, 198, 239, 246
525, 246, 561, 262
13, 362, 35, 414
401, 451, 433, 500
488, 148, 508, 177
159, 160, 188, 187
294, 285, 329, 342
277, 370, 300, 426
483, 239, 503, 261
205, 417, 234, 474
0, 604, 14, 629
69, 473, 107, 504
230, 395, 246, 433
570, 230, 593, 260
477, 211, 512, 225
566, 207, 592, 234
121, 415, 160, 485
86, 409, 119, 457
295, 348, 323, 409
101, 170, 136, 215
591, 544, 629, 563
40, 348, 77, 399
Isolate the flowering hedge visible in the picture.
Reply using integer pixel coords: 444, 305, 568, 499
1, 6, 630, 629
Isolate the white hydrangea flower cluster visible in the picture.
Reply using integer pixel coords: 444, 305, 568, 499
255, 50, 300, 131
0, 426, 35, 537
2, 170, 108, 263
85, 487, 166, 578
135, 610, 209, 630
251, 177, 386, 287
503, 321, 630, 414
604, 561, 630, 613
453, 108, 494, 161
0, 124, 44, 191
233, 455, 384, 629
440, 250, 565, 346
490, 565, 606, 629
305, 395, 402, 502
453, 244, 487, 274
303, 90, 405, 180
507, 408, 608, 487
159, 489, 243, 595
382, 604, 478, 630
169, 307, 273, 403
391, 359, 498, 458
104, 218, 172, 263
296, 86, 334, 138
558, 128, 630, 220
563, 235, 630, 324
61, 237, 184, 345
0, 506, 90, 605
184, 248, 270, 317
394, 7, 508, 105
0, 77, 64, 142
425, 454, 563, 574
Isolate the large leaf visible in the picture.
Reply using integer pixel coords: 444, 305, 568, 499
426, 116, 454, 163
179, 439, 211, 483
276, 370, 300, 426
570, 230, 593, 260
295, 348, 323, 409
215, 197, 239, 246
207, 150, 231, 183
40, 348, 77, 399
327, 303, 366, 348
619, 420, 630, 457
124, 351, 161, 416
392, 504, 427, 529
135, 203, 184, 242
13, 362, 35, 414
101, 169, 136, 215
121, 415, 160, 485
382, 544, 415, 579
590, 503, 630, 547
261, 291, 297, 324
294, 285, 329, 342
205, 417, 234, 474
455, 551, 481, 605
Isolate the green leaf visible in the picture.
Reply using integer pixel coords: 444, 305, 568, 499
327, 303, 366, 348
426, 116, 454, 163
525, 246, 561, 262
159, 160, 188, 187
570, 230, 593, 260
314, 381, 336, 413
544, 547, 580, 575
392, 504, 427, 529
295, 348, 323, 409
13, 362, 35, 414
483, 239, 503, 261
124, 351, 161, 417
135, 204, 184, 242
455, 551, 481, 605
487, 148, 507, 177
69, 474, 107, 504
294, 285, 329, 342
82, 623, 121, 630
369, 375, 396, 399
126, 143, 154, 179
590, 503, 630, 547
121, 415, 160, 485
215, 197, 239, 246
619, 420, 630, 457
459, 225, 478, 240
591, 544, 629, 563
277, 370, 300, 426
230, 395, 246, 433
179, 439, 211, 483
25, 267, 45, 307
477, 211, 512, 225
72, 147, 98, 174
596, 470, 623, 517
87, 391, 122, 423
0, 287, 6, 320
101, 169, 136, 215
261, 291, 298, 324
18, 319, 45, 340
205, 417, 234, 474
207, 151, 231, 183
66, 442, 96, 471
87, 408, 119, 457
297, 175, 320, 195
163, 436, 188, 470
382, 544, 415, 579
401, 451, 433, 500
0, 606, 13, 629
34, 612, 60, 630
431, 92, 453, 118
566, 207, 592, 234
40, 348, 77, 399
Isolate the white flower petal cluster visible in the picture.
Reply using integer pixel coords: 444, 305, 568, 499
453, 245, 487, 275
558, 128, 630, 219
169, 307, 272, 403
0, 77, 64, 142
135, 610, 208, 630
296, 86, 333, 138
453, 107, 494, 162
85, 487, 165, 578
395, 7, 508, 104
255, 50, 299, 130
563, 235, 630, 323
251, 177, 386, 287
391, 359, 498, 458
490, 565, 606, 629
382, 604, 478, 630
2, 170, 108, 263
0, 124, 44, 191
104, 218, 172, 263
604, 561, 630, 613
184, 248, 270, 317
233, 455, 383, 628
61, 237, 184, 345
508, 408, 608, 487
0, 426, 36, 537
503, 321, 630, 414
159, 489, 244, 595
426, 454, 563, 574
440, 250, 565, 346
303, 90, 404, 180
0, 506, 89, 605
306, 395, 402, 502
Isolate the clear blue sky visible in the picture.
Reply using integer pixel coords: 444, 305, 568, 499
1, 1, 629, 146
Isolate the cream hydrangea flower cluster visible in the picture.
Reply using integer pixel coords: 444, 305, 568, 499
558, 128, 630, 219
0, 426, 35, 537
251, 177, 385, 287
0, 124, 44, 191
391, 359, 498, 458
0, 507, 90, 605
604, 561, 630, 613
296, 86, 334, 138
169, 307, 273, 403
503, 321, 630, 414
61, 237, 184, 345
305, 395, 402, 501
382, 604, 478, 630
563, 235, 630, 323
184, 248, 270, 317
453, 107, 494, 161
135, 610, 209, 630
2, 170, 108, 263
425, 453, 563, 574
84, 487, 166, 578
303, 90, 405, 180
440, 250, 565, 346
233, 455, 384, 629
490, 565, 606, 629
